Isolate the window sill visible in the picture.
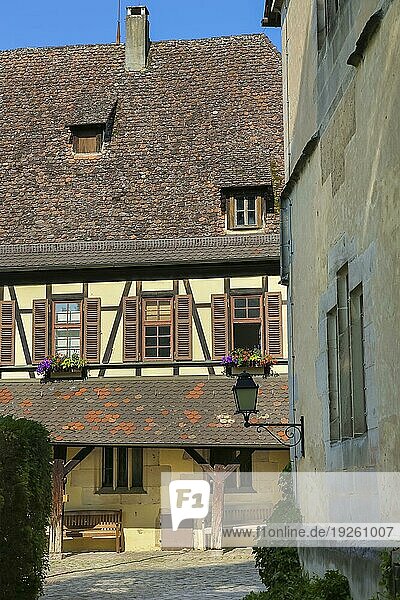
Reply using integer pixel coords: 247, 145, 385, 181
96, 487, 147, 495
225, 227, 265, 235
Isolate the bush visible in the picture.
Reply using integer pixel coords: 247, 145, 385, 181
247, 463, 352, 600
242, 567, 351, 600
0, 416, 52, 599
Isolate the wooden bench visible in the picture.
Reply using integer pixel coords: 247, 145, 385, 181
63, 510, 123, 553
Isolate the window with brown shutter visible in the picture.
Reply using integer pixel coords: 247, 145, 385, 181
175, 295, 192, 360
32, 299, 49, 363
264, 292, 283, 357
123, 297, 139, 362
211, 294, 229, 360
84, 298, 101, 363
0, 301, 15, 366
71, 125, 104, 154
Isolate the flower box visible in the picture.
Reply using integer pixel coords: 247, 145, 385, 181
48, 367, 87, 381
37, 354, 87, 382
225, 364, 272, 377
221, 348, 276, 378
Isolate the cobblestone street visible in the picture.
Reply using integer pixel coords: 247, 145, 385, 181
43, 549, 265, 599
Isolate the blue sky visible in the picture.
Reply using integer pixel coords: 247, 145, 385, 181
0, 0, 281, 51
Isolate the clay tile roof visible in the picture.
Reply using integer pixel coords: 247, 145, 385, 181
0, 376, 289, 448
0, 35, 283, 267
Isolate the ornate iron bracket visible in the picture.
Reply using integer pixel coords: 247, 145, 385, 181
242, 414, 305, 457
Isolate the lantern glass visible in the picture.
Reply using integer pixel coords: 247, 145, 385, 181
232, 372, 259, 414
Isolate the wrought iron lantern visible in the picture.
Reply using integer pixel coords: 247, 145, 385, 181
233, 371, 305, 456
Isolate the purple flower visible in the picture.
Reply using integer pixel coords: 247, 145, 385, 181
36, 358, 52, 376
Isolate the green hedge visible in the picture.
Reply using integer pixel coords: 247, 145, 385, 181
0, 416, 52, 600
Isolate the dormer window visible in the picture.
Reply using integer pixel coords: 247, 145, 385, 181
222, 186, 274, 231
71, 124, 105, 155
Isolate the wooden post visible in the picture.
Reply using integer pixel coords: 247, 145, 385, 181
201, 464, 239, 550
49, 459, 65, 557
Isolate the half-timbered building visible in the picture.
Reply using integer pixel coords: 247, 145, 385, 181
0, 7, 288, 552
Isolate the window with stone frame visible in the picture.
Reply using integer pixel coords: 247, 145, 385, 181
142, 298, 173, 359
101, 447, 144, 491
71, 124, 105, 154
327, 265, 367, 441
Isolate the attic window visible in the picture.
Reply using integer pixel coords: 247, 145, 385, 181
71, 124, 105, 155
222, 186, 274, 231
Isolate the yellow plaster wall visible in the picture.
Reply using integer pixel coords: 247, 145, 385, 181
52, 283, 83, 294
2, 275, 288, 380
89, 282, 126, 305
230, 276, 263, 289
63, 447, 289, 552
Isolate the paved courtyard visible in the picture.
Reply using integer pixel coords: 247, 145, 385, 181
44, 549, 265, 599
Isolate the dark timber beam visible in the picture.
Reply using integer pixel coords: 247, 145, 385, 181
184, 447, 208, 465
63, 446, 95, 477
8, 286, 34, 378
99, 281, 132, 377
183, 280, 215, 375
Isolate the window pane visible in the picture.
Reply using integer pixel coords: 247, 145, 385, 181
159, 326, 170, 336
236, 211, 245, 226
247, 196, 256, 211
132, 448, 143, 488
159, 301, 171, 320
55, 303, 68, 324
145, 326, 157, 337
248, 308, 260, 318
234, 309, 247, 319
55, 328, 80, 356
117, 447, 128, 488
236, 197, 244, 211
248, 210, 256, 225
69, 303, 81, 324
159, 347, 171, 357
102, 447, 113, 488
145, 337, 157, 347
145, 301, 159, 321
248, 298, 260, 308
234, 298, 246, 308
145, 347, 157, 357
233, 323, 261, 349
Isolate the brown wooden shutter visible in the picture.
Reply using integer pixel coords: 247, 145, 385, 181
256, 195, 263, 227
0, 301, 15, 366
265, 292, 283, 357
174, 295, 192, 360
211, 294, 229, 360
32, 299, 49, 363
84, 298, 101, 363
123, 297, 139, 362
227, 197, 235, 229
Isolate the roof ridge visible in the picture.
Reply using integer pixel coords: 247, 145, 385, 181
0, 234, 280, 257
0, 33, 269, 55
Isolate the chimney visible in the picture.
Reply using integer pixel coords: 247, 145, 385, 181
125, 6, 150, 72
